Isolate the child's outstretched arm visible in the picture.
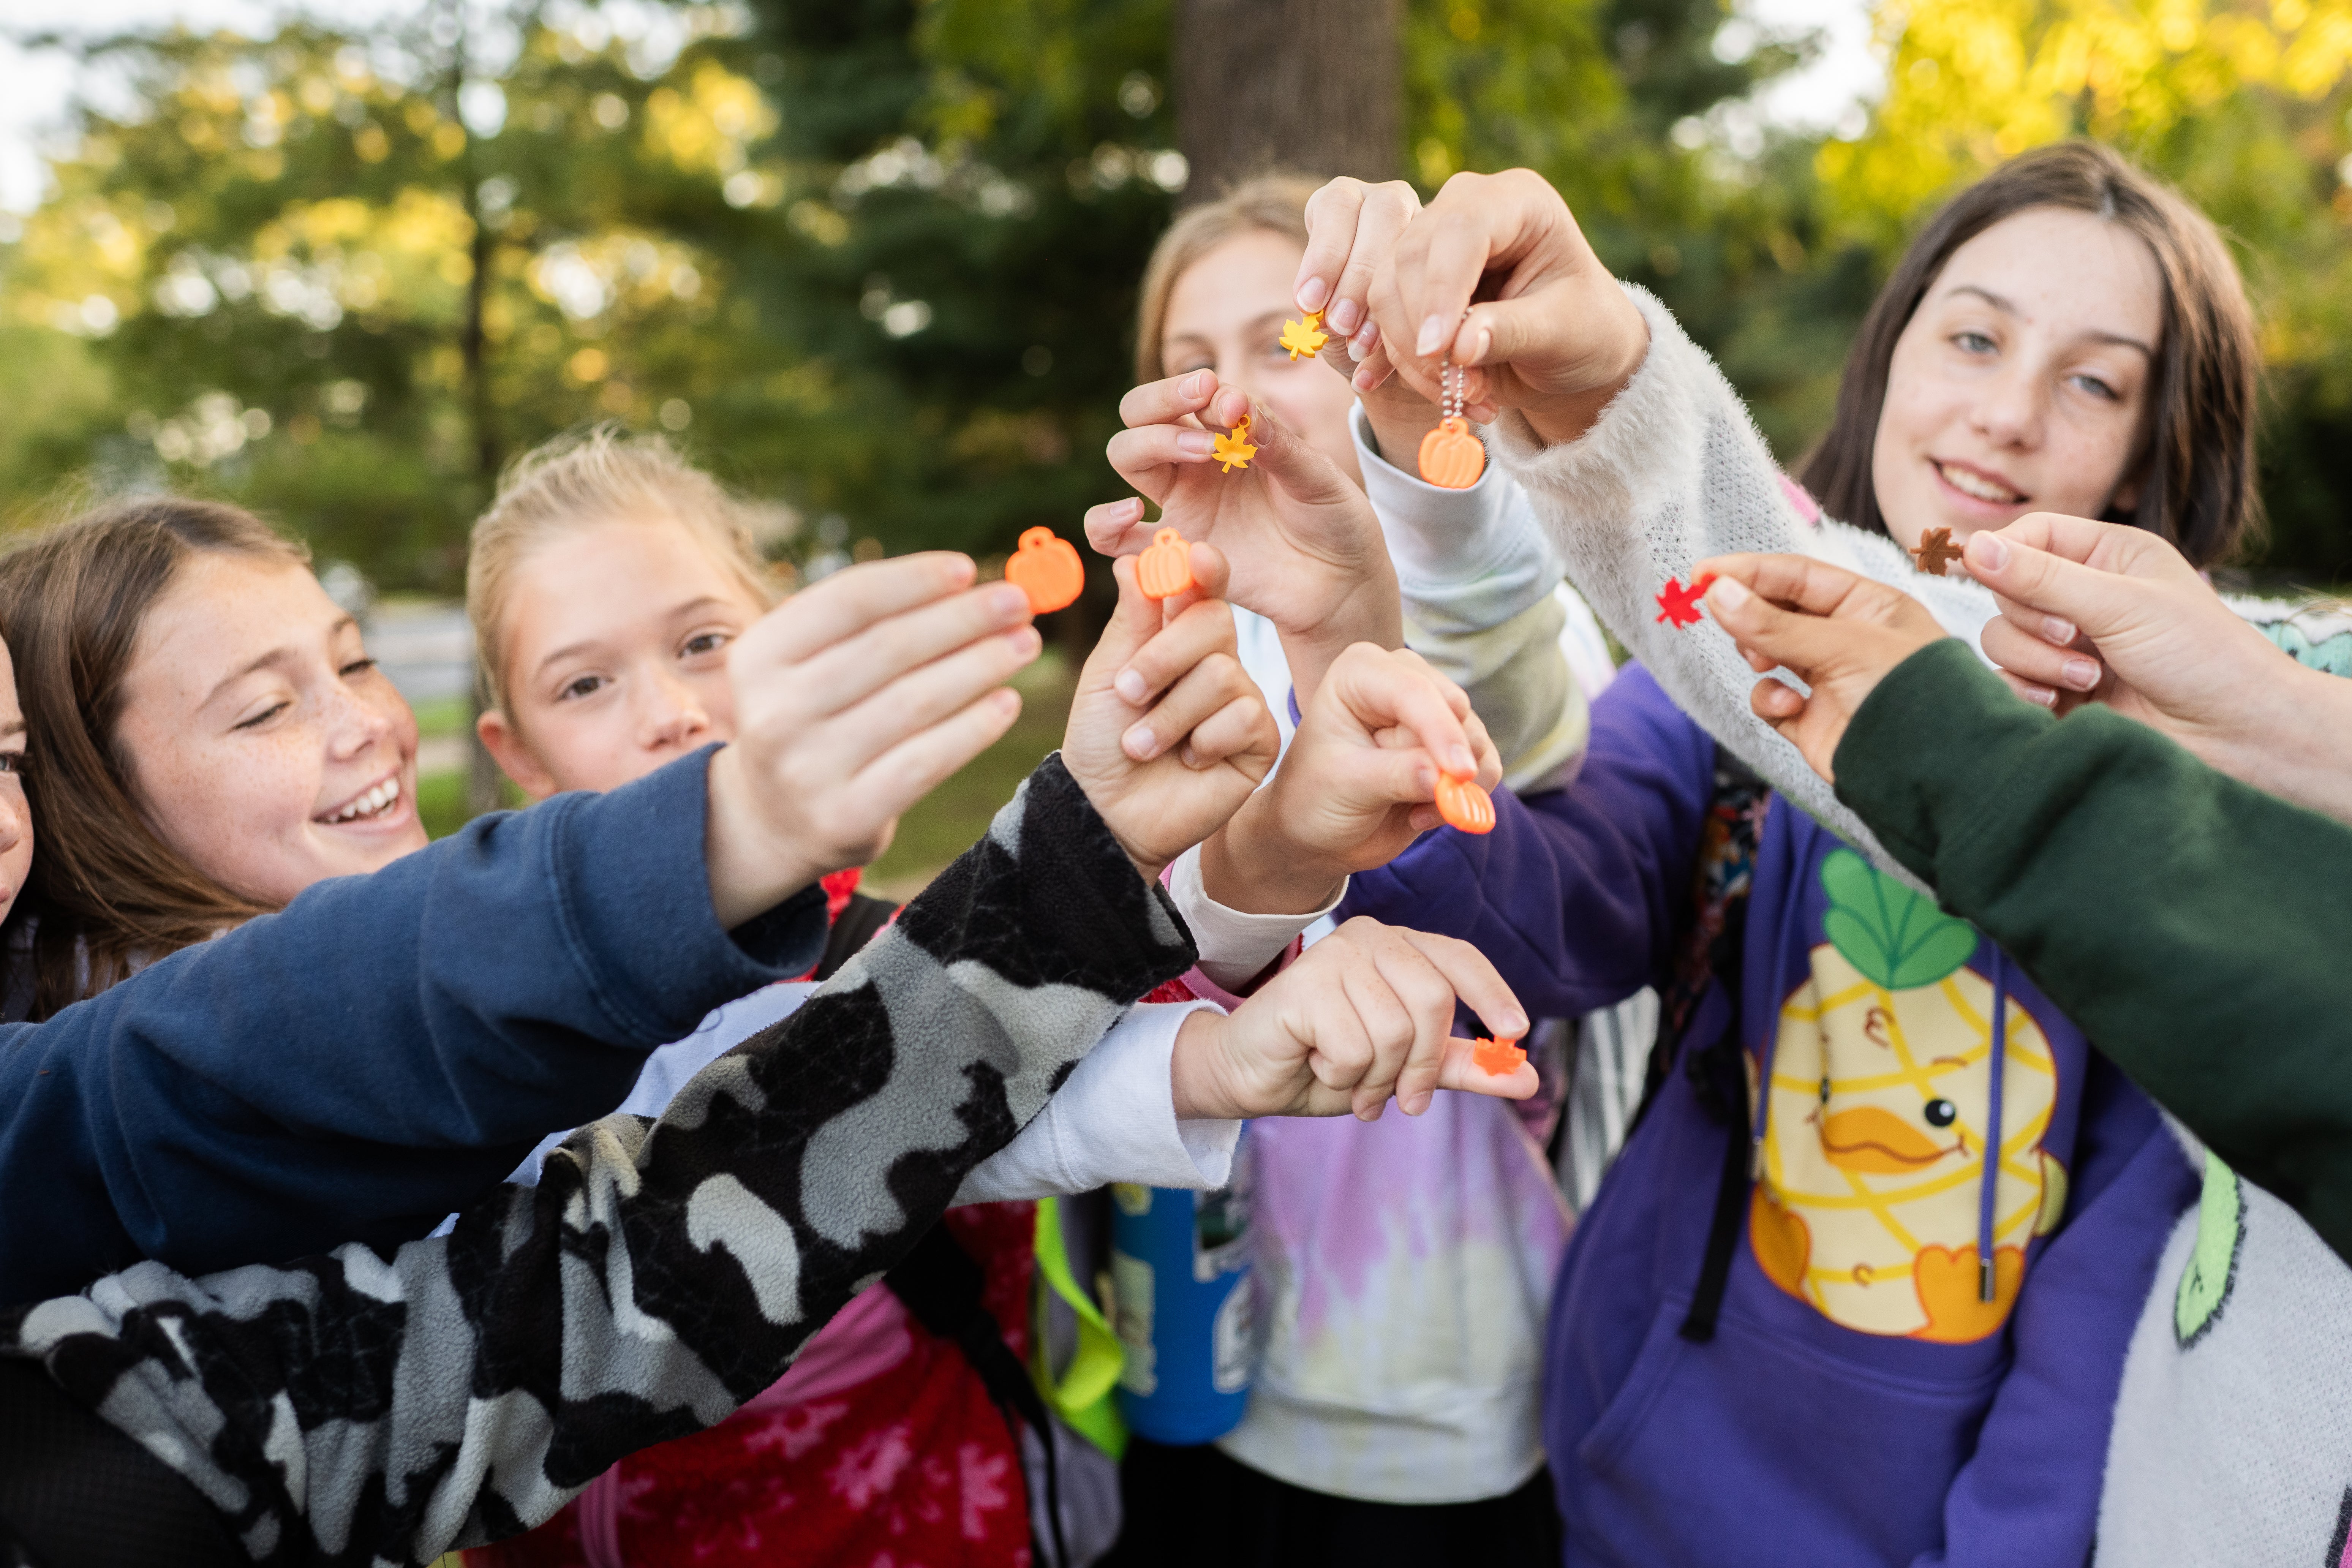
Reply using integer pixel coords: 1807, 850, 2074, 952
1086, 374, 1399, 702
0, 738, 1200, 1565
1356, 171, 2009, 876
0, 552, 1042, 1304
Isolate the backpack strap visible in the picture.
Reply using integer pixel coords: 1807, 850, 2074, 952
886, 1225, 1070, 1568
0, 1356, 246, 1568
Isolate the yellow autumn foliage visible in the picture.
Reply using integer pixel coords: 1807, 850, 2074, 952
1823, 0, 2352, 240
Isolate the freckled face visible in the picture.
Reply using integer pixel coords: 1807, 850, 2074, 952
477, 518, 767, 799
113, 553, 424, 905
0, 638, 34, 926
1161, 229, 1363, 483
1870, 205, 2164, 552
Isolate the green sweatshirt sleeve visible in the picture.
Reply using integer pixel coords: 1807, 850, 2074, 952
1832, 637, 2352, 1262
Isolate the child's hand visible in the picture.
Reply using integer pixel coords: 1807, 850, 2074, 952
1061, 541, 1281, 882
1364, 169, 1650, 448
1086, 374, 1400, 702
1169, 917, 1535, 1120
1204, 642, 1500, 915
705, 554, 1038, 926
1694, 553, 1948, 782
1292, 176, 1451, 458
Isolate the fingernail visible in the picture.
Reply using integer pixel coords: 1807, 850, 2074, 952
1709, 575, 1751, 609
1122, 721, 1159, 759
1500, 1011, 1528, 1037
1416, 314, 1446, 356
1969, 533, 2009, 571
989, 584, 1031, 617
1297, 275, 1329, 312
2061, 657, 2100, 691
1448, 744, 1475, 775
2027, 684, 2058, 708
1473, 326, 1492, 362
2042, 615, 2076, 645
1350, 323, 1377, 361
1114, 668, 1147, 703
1329, 297, 1361, 335
1176, 430, 1215, 455
1352, 363, 1378, 390
1179, 370, 1208, 399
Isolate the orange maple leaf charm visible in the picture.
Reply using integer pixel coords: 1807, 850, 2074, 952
1279, 309, 1329, 361
1212, 415, 1258, 473
1655, 571, 1717, 629
1912, 526, 1964, 576
1472, 1037, 1527, 1075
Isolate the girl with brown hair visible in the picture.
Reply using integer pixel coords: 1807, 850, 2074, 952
0, 497, 425, 1018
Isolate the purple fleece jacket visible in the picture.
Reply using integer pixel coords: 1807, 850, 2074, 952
1342, 664, 2195, 1567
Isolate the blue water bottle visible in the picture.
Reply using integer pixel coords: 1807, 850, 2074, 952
1107, 1130, 1254, 1443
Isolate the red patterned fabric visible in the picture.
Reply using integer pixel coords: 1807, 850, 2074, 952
465, 1202, 1038, 1568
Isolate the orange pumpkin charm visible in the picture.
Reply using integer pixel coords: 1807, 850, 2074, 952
1004, 526, 1084, 614
1136, 527, 1195, 601
1472, 1036, 1528, 1076
1418, 416, 1486, 490
1434, 771, 1495, 834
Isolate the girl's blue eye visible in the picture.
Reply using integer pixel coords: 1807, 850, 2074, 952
0, 754, 22, 776
1954, 331, 1996, 354
2072, 374, 2119, 401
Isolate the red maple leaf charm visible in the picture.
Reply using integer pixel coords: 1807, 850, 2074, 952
1655, 571, 1717, 629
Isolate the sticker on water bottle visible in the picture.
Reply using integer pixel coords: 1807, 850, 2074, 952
1212, 1277, 1253, 1393
1193, 1178, 1251, 1283
1110, 1248, 1157, 1396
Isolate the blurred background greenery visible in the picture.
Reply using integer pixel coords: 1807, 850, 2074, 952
6, 0, 2352, 859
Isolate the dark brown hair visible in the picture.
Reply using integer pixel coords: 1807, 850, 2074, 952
1796, 141, 2260, 567
0, 496, 310, 1016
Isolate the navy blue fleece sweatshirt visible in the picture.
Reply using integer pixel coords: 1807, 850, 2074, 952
0, 746, 824, 1302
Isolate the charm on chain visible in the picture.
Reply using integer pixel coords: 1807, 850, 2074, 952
1418, 352, 1487, 490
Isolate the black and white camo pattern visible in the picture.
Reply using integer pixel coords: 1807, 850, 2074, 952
0, 756, 1193, 1567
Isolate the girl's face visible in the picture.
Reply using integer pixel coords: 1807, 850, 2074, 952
0, 639, 33, 927
1871, 205, 2164, 552
115, 552, 424, 905
477, 518, 765, 799
1161, 229, 1363, 482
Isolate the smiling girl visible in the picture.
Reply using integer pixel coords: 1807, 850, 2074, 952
0, 498, 424, 1017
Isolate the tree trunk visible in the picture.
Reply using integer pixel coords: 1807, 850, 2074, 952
1173, 0, 1403, 201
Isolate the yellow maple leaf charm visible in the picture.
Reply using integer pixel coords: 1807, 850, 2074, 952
1212, 416, 1258, 473
1279, 309, 1329, 361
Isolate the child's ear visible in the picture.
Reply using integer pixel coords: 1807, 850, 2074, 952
476, 708, 560, 801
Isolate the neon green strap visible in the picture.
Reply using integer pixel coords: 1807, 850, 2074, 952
1032, 1195, 1128, 1459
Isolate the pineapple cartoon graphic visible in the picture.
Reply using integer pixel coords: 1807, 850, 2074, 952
1750, 851, 2067, 1343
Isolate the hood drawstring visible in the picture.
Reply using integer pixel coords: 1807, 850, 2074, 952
1977, 953, 2008, 1302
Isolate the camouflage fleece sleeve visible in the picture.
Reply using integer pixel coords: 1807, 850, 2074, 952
0, 755, 1195, 1567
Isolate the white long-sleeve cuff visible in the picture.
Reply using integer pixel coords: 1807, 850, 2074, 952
953, 999, 1239, 1201
1168, 842, 1338, 991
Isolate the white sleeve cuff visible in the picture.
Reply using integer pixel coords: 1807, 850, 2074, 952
1168, 842, 1340, 991
1352, 403, 1563, 631
953, 1000, 1239, 1201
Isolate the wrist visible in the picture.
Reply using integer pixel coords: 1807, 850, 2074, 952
1169, 1008, 1235, 1121
703, 745, 824, 929
2208, 661, 2352, 827
1202, 804, 1347, 917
